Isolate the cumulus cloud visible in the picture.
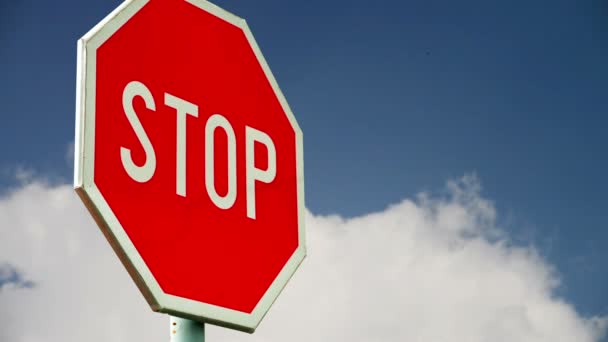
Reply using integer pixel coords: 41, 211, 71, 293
0, 176, 606, 342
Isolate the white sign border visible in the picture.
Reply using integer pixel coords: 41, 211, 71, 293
74, 0, 306, 333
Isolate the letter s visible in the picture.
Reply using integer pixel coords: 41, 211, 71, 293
121, 80, 156, 183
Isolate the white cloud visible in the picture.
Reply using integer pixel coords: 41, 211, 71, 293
0, 176, 606, 342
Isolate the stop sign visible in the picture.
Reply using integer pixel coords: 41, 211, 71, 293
74, 0, 305, 333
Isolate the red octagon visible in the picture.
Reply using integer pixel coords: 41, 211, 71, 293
74, 0, 305, 333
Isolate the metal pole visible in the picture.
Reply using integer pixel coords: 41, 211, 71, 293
170, 316, 205, 342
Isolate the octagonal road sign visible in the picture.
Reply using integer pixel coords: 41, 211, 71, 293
74, 0, 305, 333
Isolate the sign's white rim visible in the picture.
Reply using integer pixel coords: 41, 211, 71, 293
74, 0, 306, 333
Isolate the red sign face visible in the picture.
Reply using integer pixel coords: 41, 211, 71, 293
75, 0, 305, 333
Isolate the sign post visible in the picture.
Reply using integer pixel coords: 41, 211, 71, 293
171, 316, 205, 342
74, 0, 305, 336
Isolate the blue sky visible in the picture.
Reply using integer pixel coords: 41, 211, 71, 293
1, 0, 607, 339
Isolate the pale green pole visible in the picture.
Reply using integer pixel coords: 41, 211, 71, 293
170, 316, 205, 342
